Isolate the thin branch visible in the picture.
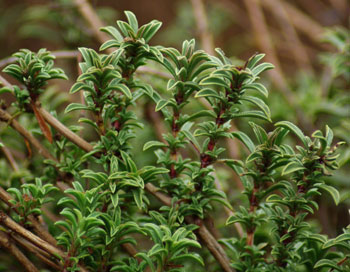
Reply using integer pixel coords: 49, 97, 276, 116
243, 0, 314, 133
11, 234, 63, 271
72, 0, 111, 51
0, 230, 39, 272
186, 216, 233, 272
0, 187, 59, 247
263, 0, 314, 73
243, 0, 289, 94
0, 211, 64, 259
0, 109, 57, 161
190, 0, 215, 55
0, 211, 86, 272
37, 105, 94, 152
278, 0, 325, 43
0, 144, 20, 172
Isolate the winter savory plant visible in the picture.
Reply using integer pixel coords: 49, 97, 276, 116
0, 11, 348, 272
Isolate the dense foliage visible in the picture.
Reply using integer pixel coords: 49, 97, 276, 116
0, 10, 349, 272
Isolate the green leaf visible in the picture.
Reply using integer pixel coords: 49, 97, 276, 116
70, 82, 93, 94
247, 53, 265, 69
124, 11, 139, 33
183, 110, 216, 122
200, 76, 229, 89
231, 131, 255, 153
181, 129, 201, 153
65, 103, 92, 113
314, 259, 339, 270
0, 87, 13, 95
100, 40, 121, 51
143, 141, 167, 151
110, 193, 119, 208
169, 253, 204, 266
132, 189, 143, 210
241, 96, 271, 121
252, 62, 274, 76
140, 20, 162, 42
319, 184, 340, 205
78, 118, 98, 130
282, 161, 305, 175
100, 26, 123, 41
244, 83, 268, 97
249, 122, 268, 144
231, 110, 271, 122
325, 125, 334, 146
195, 88, 223, 101
335, 233, 350, 243
155, 99, 169, 111
275, 121, 308, 147
109, 84, 132, 100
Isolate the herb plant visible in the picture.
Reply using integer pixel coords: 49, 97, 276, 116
0, 11, 348, 272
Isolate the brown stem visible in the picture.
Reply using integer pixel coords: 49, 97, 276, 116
246, 231, 254, 246
263, 0, 314, 74
0, 211, 64, 259
243, 0, 314, 133
190, 0, 215, 55
72, 0, 111, 51
0, 144, 19, 172
194, 218, 233, 272
38, 106, 93, 152
0, 109, 57, 161
11, 234, 63, 271
277, 0, 325, 43
0, 230, 39, 272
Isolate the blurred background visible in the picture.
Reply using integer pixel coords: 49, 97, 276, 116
0, 0, 349, 247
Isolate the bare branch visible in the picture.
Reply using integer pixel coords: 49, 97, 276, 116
11, 234, 62, 271
72, 0, 111, 50
0, 109, 57, 162
0, 230, 39, 272
38, 105, 94, 152
190, 0, 215, 55
0, 211, 64, 259
263, 0, 314, 73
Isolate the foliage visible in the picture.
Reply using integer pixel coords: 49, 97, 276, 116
0, 10, 349, 272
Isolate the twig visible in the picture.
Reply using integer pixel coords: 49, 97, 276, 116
263, 0, 314, 73
0, 184, 58, 247
11, 234, 62, 271
0, 230, 39, 272
72, 0, 111, 51
38, 105, 94, 152
0, 212, 91, 271
190, 0, 215, 55
0, 144, 20, 172
0, 211, 65, 260
0, 109, 57, 161
186, 216, 233, 272
279, 0, 325, 43
243, 0, 314, 133
243, 0, 289, 94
